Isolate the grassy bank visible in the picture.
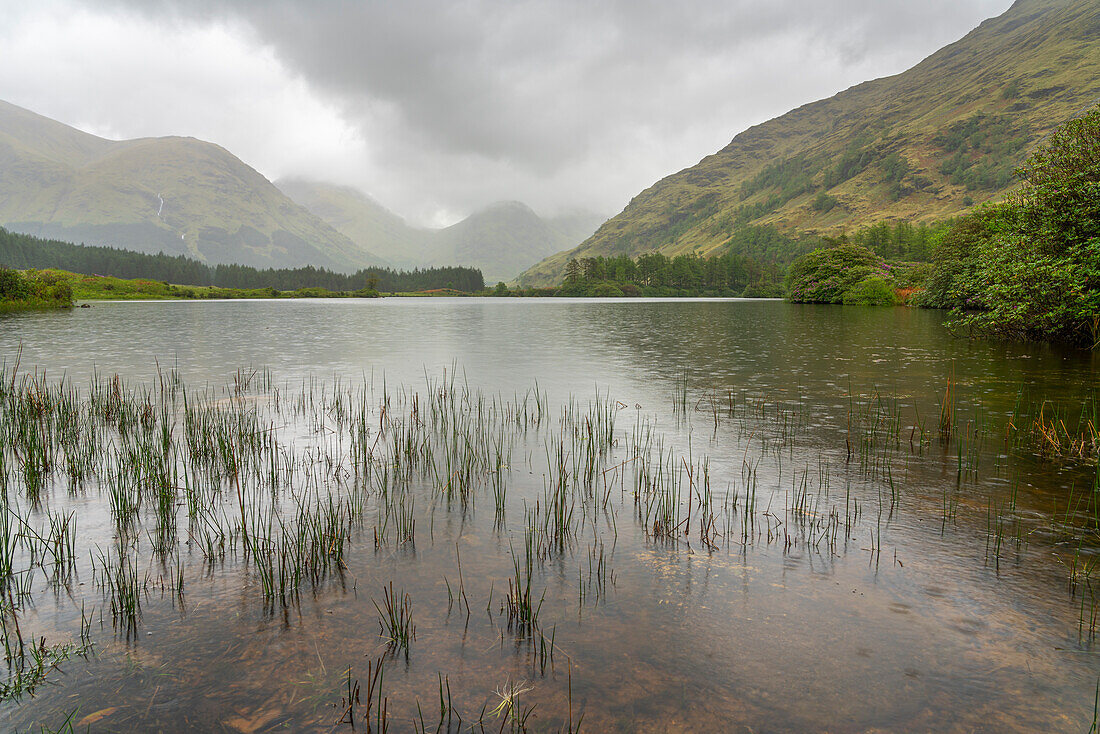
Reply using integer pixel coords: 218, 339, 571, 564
34, 269, 382, 301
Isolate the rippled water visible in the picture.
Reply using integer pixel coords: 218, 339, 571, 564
1, 298, 1098, 732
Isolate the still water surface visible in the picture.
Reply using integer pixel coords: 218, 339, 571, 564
1, 298, 1098, 732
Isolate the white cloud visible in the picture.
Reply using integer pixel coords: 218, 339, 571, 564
0, 3, 369, 191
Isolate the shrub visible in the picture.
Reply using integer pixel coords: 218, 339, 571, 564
742, 280, 785, 298
842, 276, 898, 305
351, 287, 380, 298
0, 268, 72, 307
929, 104, 1100, 347
811, 192, 838, 213
785, 244, 893, 303
915, 205, 1006, 309
0, 267, 29, 300
892, 261, 934, 289
592, 282, 625, 297
555, 282, 588, 297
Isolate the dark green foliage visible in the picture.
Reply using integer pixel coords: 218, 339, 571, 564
823, 143, 879, 189
741, 280, 786, 298
735, 196, 784, 224
563, 258, 581, 284
741, 155, 818, 202
879, 152, 917, 201
0, 267, 29, 300
0, 227, 211, 284
848, 220, 946, 261
785, 244, 896, 304
591, 282, 624, 297
927, 105, 1100, 347
934, 113, 1030, 191
842, 276, 898, 306
0, 228, 484, 293
1000, 78, 1022, 100
0, 267, 73, 309
556, 250, 782, 297
913, 207, 1000, 309
211, 263, 483, 294
892, 261, 934, 289
811, 192, 838, 213
940, 154, 1016, 191
880, 153, 911, 184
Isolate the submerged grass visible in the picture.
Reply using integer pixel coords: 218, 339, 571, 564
0, 360, 1097, 727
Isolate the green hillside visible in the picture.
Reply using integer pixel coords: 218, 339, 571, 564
0, 100, 385, 270
519, 0, 1100, 285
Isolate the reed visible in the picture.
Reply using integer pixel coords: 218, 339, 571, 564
374, 582, 415, 658
1, 360, 1098, 727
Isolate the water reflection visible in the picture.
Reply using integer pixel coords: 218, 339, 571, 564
0, 299, 1097, 732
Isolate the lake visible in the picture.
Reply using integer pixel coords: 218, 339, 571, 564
1, 297, 1097, 732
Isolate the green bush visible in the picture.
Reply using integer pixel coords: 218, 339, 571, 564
351, 287, 380, 298
842, 276, 898, 305
811, 192, 838, 213
0, 267, 29, 300
742, 280, 785, 298
293, 287, 330, 298
915, 205, 1006, 309
892, 261, 934, 289
785, 244, 893, 304
927, 104, 1100, 347
591, 282, 625, 297
555, 282, 588, 297
0, 268, 72, 308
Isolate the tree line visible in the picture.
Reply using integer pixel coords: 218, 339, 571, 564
0, 229, 485, 293
559, 251, 783, 297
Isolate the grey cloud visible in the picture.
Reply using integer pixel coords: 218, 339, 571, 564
71, 0, 1013, 220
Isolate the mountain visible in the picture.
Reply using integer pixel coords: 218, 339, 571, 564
275, 178, 433, 266
0, 100, 385, 270
277, 178, 605, 282
435, 201, 589, 283
518, 0, 1100, 285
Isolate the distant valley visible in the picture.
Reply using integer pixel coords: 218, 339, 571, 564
276, 179, 604, 283
0, 99, 604, 281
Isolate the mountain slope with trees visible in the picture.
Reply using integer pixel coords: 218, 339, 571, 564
519, 0, 1100, 285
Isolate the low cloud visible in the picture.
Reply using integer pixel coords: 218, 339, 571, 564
0, 0, 1012, 225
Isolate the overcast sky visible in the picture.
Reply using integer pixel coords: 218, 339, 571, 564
0, 0, 1014, 227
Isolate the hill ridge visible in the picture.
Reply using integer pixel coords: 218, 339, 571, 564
0, 99, 386, 270
519, 0, 1100, 285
